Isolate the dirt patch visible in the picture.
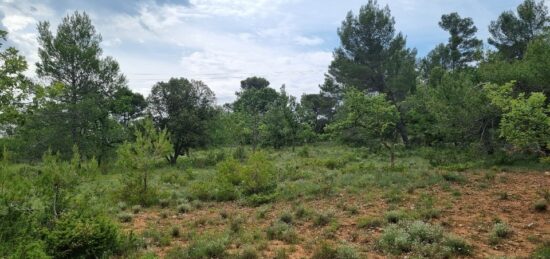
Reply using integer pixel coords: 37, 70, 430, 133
121, 171, 550, 258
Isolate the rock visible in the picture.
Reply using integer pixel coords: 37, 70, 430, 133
526, 222, 535, 228
545, 171, 550, 176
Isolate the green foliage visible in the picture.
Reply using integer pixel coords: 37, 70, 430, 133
330, 90, 400, 165
117, 118, 172, 206
22, 11, 127, 160
148, 78, 217, 164
485, 82, 550, 156
266, 222, 298, 243
357, 216, 384, 229
311, 243, 360, 259
489, 222, 513, 244
45, 212, 120, 258
532, 242, 550, 258
437, 12, 483, 70
378, 221, 471, 257
488, 0, 549, 60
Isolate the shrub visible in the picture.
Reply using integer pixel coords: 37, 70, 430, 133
490, 222, 512, 244
11, 241, 50, 259
534, 199, 548, 212
237, 246, 260, 259
357, 216, 383, 229
313, 211, 334, 227
294, 205, 310, 219
117, 212, 133, 223
177, 203, 193, 214
132, 205, 141, 214
171, 227, 180, 238
279, 212, 293, 224
45, 212, 120, 258
384, 210, 408, 224
377, 221, 470, 257
266, 222, 298, 244
143, 229, 171, 247
532, 242, 550, 258
311, 243, 360, 259
441, 171, 466, 183
230, 216, 245, 233
166, 234, 228, 259
297, 146, 310, 158
233, 146, 247, 161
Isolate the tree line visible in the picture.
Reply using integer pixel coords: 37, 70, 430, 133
0, 0, 549, 165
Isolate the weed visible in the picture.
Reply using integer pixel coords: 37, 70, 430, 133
313, 211, 334, 227
489, 222, 512, 245
311, 243, 360, 259
117, 212, 133, 223
170, 227, 180, 238
177, 203, 192, 214
384, 210, 409, 224
357, 216, 384, 229
279, 212, 293, 224
294, 205, 310, 219
132, 205, 142, 214
266, 222, 298, 244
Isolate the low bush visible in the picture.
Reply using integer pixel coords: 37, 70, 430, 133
378, 221, 471, 257
357, 216, 384, 229
489, 222, 512, 244
534, 199, 548, 212
166, 234, 228, 259
266, 222, 298, 244
313, 211, 334, 227
384, 210, 409, 224
45, 212, 121, 258
311, 243, 360, 259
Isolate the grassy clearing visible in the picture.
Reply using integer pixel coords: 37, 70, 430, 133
2, 144, 549, 258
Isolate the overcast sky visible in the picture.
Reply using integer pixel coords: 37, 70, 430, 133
0, 0, 536, 104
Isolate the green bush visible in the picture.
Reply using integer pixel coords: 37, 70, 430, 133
357, 216, 384, 229
311, 243, 360, 259
384, 210, 409, 224
532, 242, 550, 258
167, 234, 228, 259
489, 222, 512, 244
45, 212, 120, 258
534, 199, 548, 212
266, 222, 298, 244
378, 221, 471, 257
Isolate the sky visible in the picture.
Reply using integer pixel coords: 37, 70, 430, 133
0, 0, 536, 104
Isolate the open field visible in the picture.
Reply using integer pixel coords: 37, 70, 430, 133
66, 145, 550, 258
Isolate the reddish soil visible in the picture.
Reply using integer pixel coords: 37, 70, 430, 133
122, 171, 550, 258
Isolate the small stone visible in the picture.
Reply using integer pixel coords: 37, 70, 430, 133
527, 222, 535, 228
545, 171, 550, 176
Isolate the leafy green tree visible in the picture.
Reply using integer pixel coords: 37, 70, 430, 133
489, 0, 549, 60
0, 30, 32, 135
325, 0, 417, 145
20, 11, 126, 160
40, 150, 78, 218
232, 77, 280, 149
261, 86, 303, 149
404, 72, 499, 150
110, 87, 146, 127
480, 33, 550, 96
485, 82, 549, 155
330, 89, 400, 166
147, 78, 216, 164
117, 118, 172, 205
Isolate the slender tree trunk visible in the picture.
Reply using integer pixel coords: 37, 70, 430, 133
396, 119, 409, 147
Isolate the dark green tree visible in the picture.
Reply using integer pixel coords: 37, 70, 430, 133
298, 93, 336, 134
110, 87, 147, 127
232, 77, 280, 149
325, 0, 417, 145
20, 11, 126, 160
147, 78, 216, 164
488, 0, 549, 60
261, 86, 303, 149
438, 12, 483, 70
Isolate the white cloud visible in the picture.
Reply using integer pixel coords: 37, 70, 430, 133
294, 35, 323, 46
2, 15, 35, 32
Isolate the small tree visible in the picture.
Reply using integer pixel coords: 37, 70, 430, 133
117, 118, 171, 206
147, 78, 216, 164
330, 89, 400, 166
485, 82, 550, 156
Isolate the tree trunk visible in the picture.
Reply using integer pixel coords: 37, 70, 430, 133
396, 119, 409, 147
